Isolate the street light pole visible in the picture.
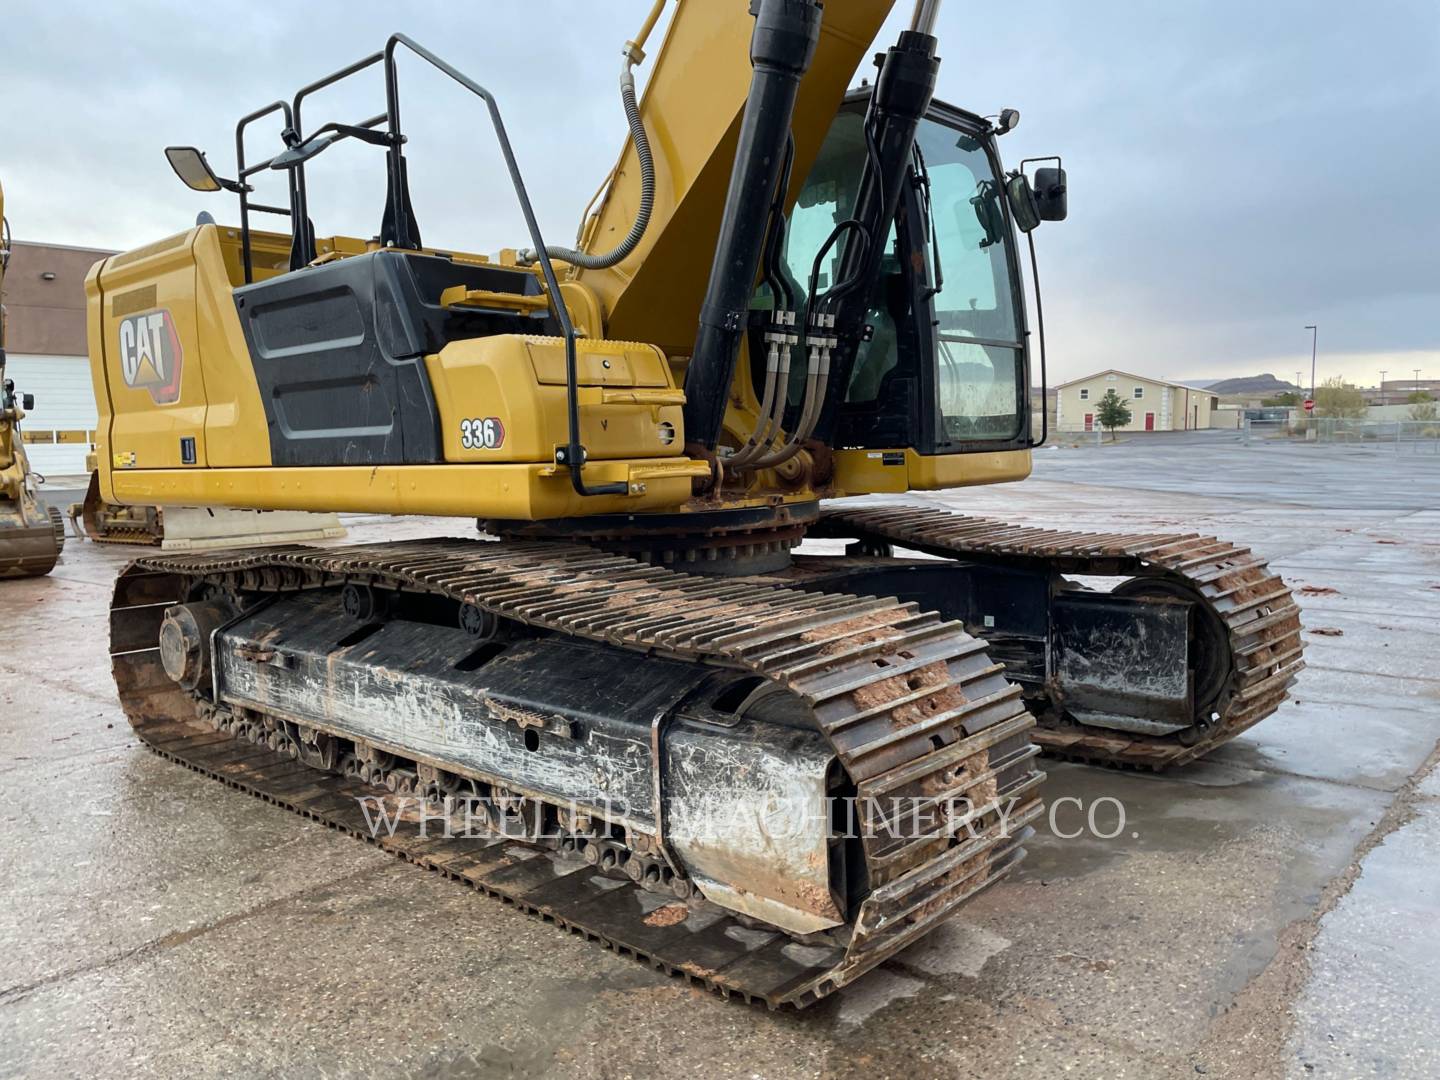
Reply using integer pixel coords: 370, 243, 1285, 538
1305, 325, 1317, 402
1416, 368, 1424, 396
1380, 369, 1387, 407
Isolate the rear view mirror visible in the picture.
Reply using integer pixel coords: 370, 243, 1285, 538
1033, 166, 1068, 222
165, 146, 224, 193
1005, 174, 1041, 233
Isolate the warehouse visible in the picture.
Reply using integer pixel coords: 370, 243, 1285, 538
1054, 368, 1218, 432
2, 238, 114, 474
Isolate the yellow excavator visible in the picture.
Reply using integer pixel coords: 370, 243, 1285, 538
0, 182, 66, 579
93, 1, 1303, 1006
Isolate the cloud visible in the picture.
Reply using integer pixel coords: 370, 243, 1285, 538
4, 0, 1435, 386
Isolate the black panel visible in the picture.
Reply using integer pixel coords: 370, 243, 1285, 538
234, 251, 548, 466
784, 558, 1051, 684
1053, 593, 1192, 727
783, 557, 1195, 732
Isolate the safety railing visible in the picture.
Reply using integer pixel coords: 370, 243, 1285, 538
223, 34, 623, 497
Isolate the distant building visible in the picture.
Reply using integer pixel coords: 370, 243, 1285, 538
1, 239, 114, 473
1054, 369, 1218, 433
1368, 378, 1439, 406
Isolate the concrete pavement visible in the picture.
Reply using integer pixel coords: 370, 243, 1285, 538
2, 436, 1437, 1078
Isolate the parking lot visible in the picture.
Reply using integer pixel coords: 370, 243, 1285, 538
3, 435, 1438, 1079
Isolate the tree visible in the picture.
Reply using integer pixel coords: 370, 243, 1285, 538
1095, 389, 1132, 441
1315, 377, 1365, 419
1262, 391, 1301, 407
1407, 390, 1434, 404
1410, 401, 1438, 422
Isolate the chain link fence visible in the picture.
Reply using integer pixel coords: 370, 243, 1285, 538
1242, 416, 1440, 452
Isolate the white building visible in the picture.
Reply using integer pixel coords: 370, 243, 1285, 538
2, 239, 114, 474
1054, 369, 1218, 433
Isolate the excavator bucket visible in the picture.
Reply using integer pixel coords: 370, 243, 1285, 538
0, 501, 63, 578
70, 471, 347, 551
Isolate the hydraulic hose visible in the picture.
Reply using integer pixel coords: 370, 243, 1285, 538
740, 222, 869, 471
519, 62, 654, 270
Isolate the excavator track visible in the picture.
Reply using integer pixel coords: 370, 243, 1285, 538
814, 505, 1304, 769
110, 538, 1044, 1009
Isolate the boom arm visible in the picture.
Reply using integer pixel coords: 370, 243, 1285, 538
571, 0, 899, 354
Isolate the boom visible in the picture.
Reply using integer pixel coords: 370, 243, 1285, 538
571, 0, 898, 352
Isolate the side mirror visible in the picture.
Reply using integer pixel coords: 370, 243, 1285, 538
1005, 174, 1041, 233
165, 146, 225, 192
1033, 166, 1067, 222
21, 392, 35, 411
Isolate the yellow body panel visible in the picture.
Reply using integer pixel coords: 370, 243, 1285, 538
425, 336, 685, 465
87, 227, 276, 487
195, 228, 274, 466
832, 448, 1033, 495
109, 460, 705, 519
88, 225, 709, 519
93, 230, 211, 472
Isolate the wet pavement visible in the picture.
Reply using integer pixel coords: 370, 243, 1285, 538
1, 436, 1437, 1078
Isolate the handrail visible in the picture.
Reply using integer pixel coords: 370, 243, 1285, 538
234, 100, 295, 284
1026, 229, 1048, 448
227, 36, 622, 501
225, 35, 624, 497
290, 51, 387, 268
379, 34, 626, 497
265, 114, 391, 171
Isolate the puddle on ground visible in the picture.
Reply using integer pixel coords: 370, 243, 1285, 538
896, 919, 1012, 978
835, 969, 926, 1028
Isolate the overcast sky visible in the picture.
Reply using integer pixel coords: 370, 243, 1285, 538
3, 0, 1436, 387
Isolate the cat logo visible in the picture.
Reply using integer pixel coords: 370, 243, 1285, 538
118, 309, 183, 405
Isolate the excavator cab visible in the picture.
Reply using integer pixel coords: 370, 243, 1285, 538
775, 94, 1041, 459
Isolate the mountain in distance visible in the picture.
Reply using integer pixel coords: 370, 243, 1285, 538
1196, 373, 1302, 395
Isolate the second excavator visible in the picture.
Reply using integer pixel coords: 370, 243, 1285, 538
1, 182, 67, 579
91, 0, 1303, 1005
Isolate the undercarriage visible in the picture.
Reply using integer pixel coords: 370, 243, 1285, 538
806, 505, 1304, 767
108, 503, 1301, 1005
111, 528, 1044, 1008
